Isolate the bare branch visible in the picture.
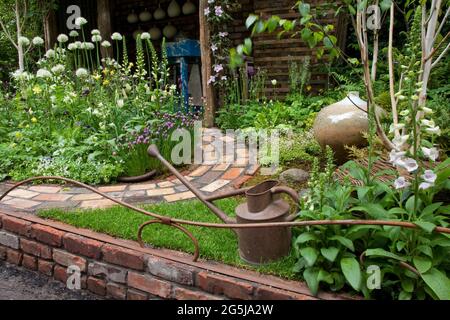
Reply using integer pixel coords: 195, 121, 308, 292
388, 3, 399, 138
0, 18, 18, 49
432, 41, 450, 68
433, 6, 450, 43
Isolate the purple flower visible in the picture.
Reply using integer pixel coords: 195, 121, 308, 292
219, 32, 228, 38
214, 64, 224, 73
204, 8, 210, 16
215, 6, 224, 17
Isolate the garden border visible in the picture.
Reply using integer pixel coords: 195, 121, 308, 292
0, 209, 358, 300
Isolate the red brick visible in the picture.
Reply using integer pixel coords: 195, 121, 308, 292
38, 259, 54, 276
146, 256, 195, 286
233, 175, 253, 189
31, 224, 65, 247
196, 272, 254, 300
107, 283, 127, 300
255, 286, 318, 300
63, 234, 103, 259
53, 249, 87, 272
87, 277, 107, 296
22, 254, 38, 271
20, 238, 52, 259
0, 245, 6, 260
222, 168, 244, 180
6, 249, 22, 265
174, 287, 223, 300
102, 244, 144, 270
54, 264, 86, 289
127, 289, 148, 300
127, 272, 172, 298
1, 216, 32, 237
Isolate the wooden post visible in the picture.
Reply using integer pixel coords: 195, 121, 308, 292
43, 9, 58, 50
97, 0, 113, 58
199, 0, 216, 128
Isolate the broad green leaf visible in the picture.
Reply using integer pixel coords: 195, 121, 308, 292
300, 247, 319, 267
318, 269, 334, 285
399, 290, 412, 300
413, 256, 432, 274
421, 268, 450, 300
299, 3, 311, 17
421, 202, 442, 217
330, 236, 355, 251
246, 14, 259, 29
340, 257, 361, 291
321, 247, 340, 262
351, 203, 389, 219
303, 268, 319, 296
380, 0, 393, 11
323, 37, 333, 49
296, 232, 318, 244
415, 221, 436, 233
401, 279, 414, 293
365, 248, 407, 262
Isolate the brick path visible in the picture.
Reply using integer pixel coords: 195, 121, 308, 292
0, 129, 259, 213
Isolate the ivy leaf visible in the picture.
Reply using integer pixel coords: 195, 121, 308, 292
246, 14, 259, 29
413, 256, 432, 274
421, 268, 450, 300
299, 3, 311, 17
300, 247, 319, 267
330, 236, 355, 251
365, 248, 407, 262
340, 257, 361, 291
415, 221, 437, 234
321, 247, 340, 262
303, 267, 319, 296
323, 37, 334, 49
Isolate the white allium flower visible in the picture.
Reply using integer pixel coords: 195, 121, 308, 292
75, 17, 88, 27
45, 49, 56, 58
75, 68, 89, 78
419, 182, 433, 190
11, 70, 31, 80
92, 35, 102, 42
421, 147, 439, 162
397, 158, 419, 173
91, 29, 101, 36
18, 36, 30, 46
111, 32, 123, 41
271, 79, 278, 86
57, 34, 69, 43
393, 177, 410, 190
140, 32, 151, 40
51, 64, 65, 74
68, 43, 77, 51
74, 41, 82, 49
69, 30, 79, 37
101, 40, 111, 48
422, 170, 437, 184
32, 36, 44, 46
36, 69, 52, 78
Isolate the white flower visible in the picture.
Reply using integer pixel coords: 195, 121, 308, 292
117, 99, 124, 108
421, 147, 439, 162
111, 32, 123, 41
207, 75, 216, 85
421, 119, 435, 127
18, 36, 30, 46
394, 177, 410, 190
271, 79, 278, 86
75, 17, 88, 27
389, 123, 405, 133
75, 68, 89, 78
419, 182, 433, 190
45, 49, 56, 58
57, 34, 69, 43
32, 36, 44, 46
11, 70, 31, 81
101, 40, 111, 48
140, 32, 151, 40
91, 29, 101, 35
422, 106, 433, 114
92, 35, 102, 42
422, 170, 437, 184
36, 69, 52, 78
74, 41, 82, 49
214, 64, 223, 73
389, 150, 406, 165
392, 135, 410, 149
426, 126, 441, 135
397, 157, 419, 172
68, 43, 77, 51
51, 64, 65, 74
69, 30, 79, 37
81, 42, 94, 50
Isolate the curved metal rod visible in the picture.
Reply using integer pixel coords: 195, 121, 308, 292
137, 219, 200, 262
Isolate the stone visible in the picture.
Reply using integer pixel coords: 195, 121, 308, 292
127, 272, 172, 298
72, 193, 103, 201
164, 191, 195, 203
0, 231, 20, 249
279, 169, 310, 185
80, 199, 118, 209
222, 168, 244, 180
7, 189, 39, 199
4, 198, 41, 209
28, 186, 62, 193
88, 261, 128, 284
146, 188, 175, 197
33, 194, 72, 202
129, 183, 156, 191
201, 180, 230, 193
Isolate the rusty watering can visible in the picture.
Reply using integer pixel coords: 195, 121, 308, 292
147, 145, 300, 265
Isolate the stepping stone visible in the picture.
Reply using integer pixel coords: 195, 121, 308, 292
72, 193, 104, 201
80, 199, 118, 209
38, 201, 80, 210
33, 194, 73, 202
158, 181, 175, 188
164, 191, 196, 203
4, 198, 41, 209
213, 164, 231, 171
98, 185, 127, 193
29, 186, 62, 193
201, 180, 230, 193
246, 164, 261, 176
8, 189, 40, 199
189, 166, 211, 177
129, 183, 156, 191
147, 188, 175, 197
196, 171, 223, 185
222, 168, 244, 180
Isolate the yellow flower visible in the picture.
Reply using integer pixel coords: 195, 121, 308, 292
102, 68, 109, 75
103, 79, 110, 86
15, 132, 23, 139
32, 85, 42, 95
306, 85, 312, 92
31, 117, 38, 123
93, 73, 101, 81
110, 70, 115, 76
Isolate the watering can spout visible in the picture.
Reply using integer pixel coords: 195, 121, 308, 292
148, 144, 160, 158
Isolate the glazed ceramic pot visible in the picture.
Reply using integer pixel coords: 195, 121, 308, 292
182, 0, 196, 15
149, 26, 162, 40
163, 23, 177, 39
127, 10, 139, 24
139, 8, 152, 22
154, 4, 166, 20
313, 92, 373, 163
167, 0, 181, 18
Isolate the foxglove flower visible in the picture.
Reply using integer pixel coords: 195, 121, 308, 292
394, 177, 410, 190
397, 158, 418, 172
419, 182, 433, 190
421, 147, 439, 161
422, 170, 437, 184
393, 135, 409, 150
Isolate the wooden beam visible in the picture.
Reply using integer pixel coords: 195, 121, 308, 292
199, 0, 216, 128
97, 0, 113, 58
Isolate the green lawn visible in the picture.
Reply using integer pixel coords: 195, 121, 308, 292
38, 199, 299, 279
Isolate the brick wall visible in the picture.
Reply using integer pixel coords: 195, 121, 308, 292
0, 211, 354, 300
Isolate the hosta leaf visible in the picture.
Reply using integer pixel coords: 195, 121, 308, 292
246, 14, 258, 29
365, 248, 407, 262
340, 257, 361, 291
300, 247, 318, 267
413, 256, 432, 274
303, 268, 319, 296
421, 268, 450, 300
415, 221, 436, 233
318, 269, 334, 285
296, 232, 318, 244
329, 236, 355, 251
321, 247, 340, 262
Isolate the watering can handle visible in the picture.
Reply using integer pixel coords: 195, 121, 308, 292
271, 186, 300, 221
